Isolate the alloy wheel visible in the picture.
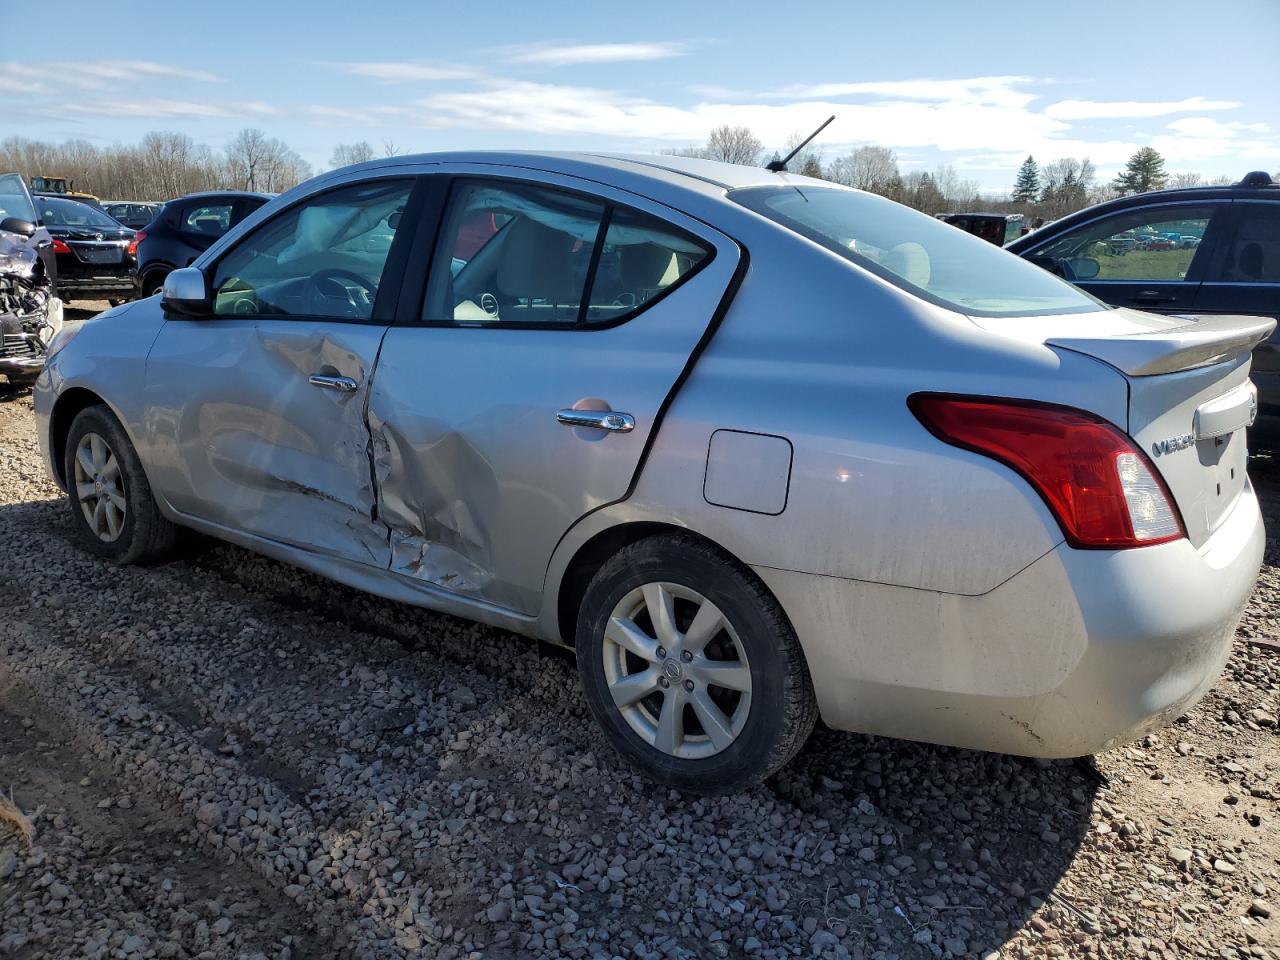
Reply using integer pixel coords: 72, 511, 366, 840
73, 432, 126, 542
602, 581, 752, 760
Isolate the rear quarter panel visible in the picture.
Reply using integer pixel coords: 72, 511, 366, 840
545, 215, 1132, 638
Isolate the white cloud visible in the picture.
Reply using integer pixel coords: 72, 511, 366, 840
303, 104, 409, 125
49, 60, 223, 87
778, 76, 1039, 109
61, 99, 275, 119
0, 75, 46, 94
1044, 96, 1239, 120
332, 62, 478, 83
508, 42, 688, 66
412, 78, 1069, 152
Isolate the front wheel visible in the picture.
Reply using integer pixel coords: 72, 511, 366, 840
576, 533, 818, 793
63, 405, 176, 564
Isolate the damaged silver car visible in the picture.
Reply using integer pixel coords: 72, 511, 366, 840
33, 152, 1268, 792
1, 173, 62, 386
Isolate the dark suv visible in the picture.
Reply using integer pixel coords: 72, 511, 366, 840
134, 191, 271, 297
1008, 172, 1280, 439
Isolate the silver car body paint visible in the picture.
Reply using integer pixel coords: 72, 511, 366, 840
33, 151, 1271, 759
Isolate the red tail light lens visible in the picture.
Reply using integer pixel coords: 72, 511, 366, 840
909, 394, 1185, 549
127, 229, 145, 258
51, 237, 71, 255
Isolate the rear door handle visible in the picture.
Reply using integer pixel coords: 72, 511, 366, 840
556, 409, 635, 432
1132, 290, 1177, 304
308, 374, 359, 393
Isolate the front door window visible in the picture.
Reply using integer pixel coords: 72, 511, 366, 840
210, 180, 412, 320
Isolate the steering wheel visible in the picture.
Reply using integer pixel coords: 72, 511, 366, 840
303, 267, 377, 317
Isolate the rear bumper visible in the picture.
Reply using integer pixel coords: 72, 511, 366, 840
757, 484, 1263, 757
55, 276, 136, 298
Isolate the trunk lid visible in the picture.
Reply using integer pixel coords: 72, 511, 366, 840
976, 308, 1275, 548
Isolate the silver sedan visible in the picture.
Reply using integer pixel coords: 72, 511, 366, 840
33, 152, 1271, 792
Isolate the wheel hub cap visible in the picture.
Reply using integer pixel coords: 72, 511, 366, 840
73, 431, 126, 543
602, 581, 753, 760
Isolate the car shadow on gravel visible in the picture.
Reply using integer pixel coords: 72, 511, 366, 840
167, 527, 1101, 956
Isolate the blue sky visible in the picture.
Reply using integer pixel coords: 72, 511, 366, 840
3, 0, 1277, 191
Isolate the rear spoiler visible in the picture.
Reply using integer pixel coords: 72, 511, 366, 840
1046, 314, 1276, 377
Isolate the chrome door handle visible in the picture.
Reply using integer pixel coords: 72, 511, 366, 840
308, 374, 358, 393
556, 409, 635, 432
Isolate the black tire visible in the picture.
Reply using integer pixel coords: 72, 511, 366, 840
141, 271, 167, 298
576, 533, 818, 793
63, 405, 176, 564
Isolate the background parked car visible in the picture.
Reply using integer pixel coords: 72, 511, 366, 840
938, 212, 1024, 246
101, 201, 162, 230
1007, 171, 1280, 440
33, 195, 135, 304
133, 190, 270, 297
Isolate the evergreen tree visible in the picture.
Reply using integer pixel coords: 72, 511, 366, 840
1113, 147, 1168, 195
1011, 155, 1040, 203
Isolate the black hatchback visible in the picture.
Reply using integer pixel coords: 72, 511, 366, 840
1008, 172, 1280, 439
34, 196, 136, 303
133, 190, 271, 297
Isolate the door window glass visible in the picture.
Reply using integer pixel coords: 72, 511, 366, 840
1035, 205, 1216, 281
0, 173, 36, 223
210, 179, 412, 320
1216, 204, 1280, 282
425, 180, 604, 325
183, 204, 234, 238
582, 208, 710, 323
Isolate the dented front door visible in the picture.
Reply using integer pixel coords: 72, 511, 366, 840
143, 317, 392, 566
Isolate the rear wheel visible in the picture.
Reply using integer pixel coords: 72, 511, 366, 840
141, 271, 167, 298
63, 405, 176, 563
576, 533, 817, 793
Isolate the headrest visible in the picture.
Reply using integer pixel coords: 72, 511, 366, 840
497, 217, 575, 301
621, 242, 675, 289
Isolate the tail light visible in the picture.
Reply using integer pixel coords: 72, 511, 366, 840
909, 394, 1184, 549
51, 237, 71, 254
127, 229, 145, 258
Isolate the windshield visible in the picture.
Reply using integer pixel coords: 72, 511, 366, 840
731, 185, 1104, 318
0, 173, 37, 224
37, 197, 123, 230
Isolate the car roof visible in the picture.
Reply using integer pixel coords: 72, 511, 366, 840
165, 190, 273, 204
330, 150, 826, 199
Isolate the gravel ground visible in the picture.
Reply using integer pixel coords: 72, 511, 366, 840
1, 370, 1278, 960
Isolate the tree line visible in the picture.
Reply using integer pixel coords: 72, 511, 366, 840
677, 126, 1249, 220
0, 130, 313, 200
1, 126, 1259, 217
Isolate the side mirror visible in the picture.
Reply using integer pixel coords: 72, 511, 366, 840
0, 217, 36, 238
161, 267, 211, 316
1065, 257, 1100, 281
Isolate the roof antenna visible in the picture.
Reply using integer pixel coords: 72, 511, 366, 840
766, 115, 836, 173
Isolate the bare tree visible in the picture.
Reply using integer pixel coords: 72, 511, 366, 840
705, 125, 763, 166
0, 131, 312, 200
828, 146, 900, 194
774, 130, 826, 179
1039, 156, 1097, 218
330, 141, 375, 169
382, 138, 402, 158
1168, 172, 1203, 188
224, 128, 311, 192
